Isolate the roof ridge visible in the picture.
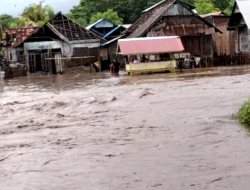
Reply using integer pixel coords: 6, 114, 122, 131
128, 3, 173, 38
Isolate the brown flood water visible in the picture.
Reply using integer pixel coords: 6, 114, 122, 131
1, 67, 250, 190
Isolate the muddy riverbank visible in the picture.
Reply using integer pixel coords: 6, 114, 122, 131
1, 67, 250, 189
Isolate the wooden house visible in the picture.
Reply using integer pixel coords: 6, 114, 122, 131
228, 0, 250, 53
86, 19, 130, 69
124, 0, 222, 57
201, 12, 235, 56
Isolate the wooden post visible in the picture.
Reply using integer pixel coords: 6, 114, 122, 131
98, 47, 101, 72
200, 35, 203, 68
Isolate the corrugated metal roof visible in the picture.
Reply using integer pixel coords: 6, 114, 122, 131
86, 18, 105, 30
236, 0, 250, 28
117, 36, 184, 55
122, 24, 131, 28
200, 12, 227, 18
101, 35, 124, 46
142, 0, 166, 13
103, 25, 124, 38
148, 24, 215, 36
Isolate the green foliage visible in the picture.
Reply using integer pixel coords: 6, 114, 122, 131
0, 0, 235, 31
212, 0, 230, 12
90, 9, 123, 25
0, 14, 19, 30
224, 0, 235, 15
66, 12, 87, 27
194, 0, 233, 14
69, 0, 161, 24
235, 98, 250, 128
20, 1, 54, 26
195, 0, 215, 14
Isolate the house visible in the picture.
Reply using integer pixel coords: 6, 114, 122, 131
228, 0, 250, 53
124, 0, 222, 57
86, 19, 129, 69
12, 12, 101, 74
86, 19, 127, 40
201, 12, 235, 56
4, 24, 38, 64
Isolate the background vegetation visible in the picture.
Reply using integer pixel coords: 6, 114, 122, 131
235, 99, 250, 128
0, 0, 234, 31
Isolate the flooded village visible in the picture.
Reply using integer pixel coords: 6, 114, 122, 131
1, 0, 250, 189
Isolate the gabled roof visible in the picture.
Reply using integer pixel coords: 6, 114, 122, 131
229, 0, 250, 29
125, 0, 221, 38
142, 0, 195, 13
86, 18, 105, 30
86, 18, 126, 39
103, 25, 126, 38
16, 12, 102, 47
101, 35, 124, 46
5, 27, 38, 47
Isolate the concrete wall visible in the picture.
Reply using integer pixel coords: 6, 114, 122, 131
24, 41, 100, 57
6, 47, 24, 62
23, 40, 101, 72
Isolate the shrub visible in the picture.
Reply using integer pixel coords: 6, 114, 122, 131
235, 98, 250, 127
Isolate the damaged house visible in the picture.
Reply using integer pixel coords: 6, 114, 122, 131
124, 0, 221, 57
4, 23, 38, 64
86, 19, 130, 69
12, 12, 101, 74
227, 0, 250, 53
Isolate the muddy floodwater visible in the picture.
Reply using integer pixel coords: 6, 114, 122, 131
1, 67, 250, 190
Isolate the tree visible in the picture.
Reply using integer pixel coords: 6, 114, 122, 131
89, 9, 123, 25
212, 0, 230, 12
20, 1, 54, 26
69, 0, 161, 24
195, 0, 215, 14
224, 0, 234, 15
66, 12, 87, 27
0, 14, 19, 30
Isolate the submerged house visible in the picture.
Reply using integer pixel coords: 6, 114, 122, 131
86, 19, 130, 68
124, 0, 222, 57
201, 12, 235, 56
228, 0, 250, 53
12, 12, 101, 74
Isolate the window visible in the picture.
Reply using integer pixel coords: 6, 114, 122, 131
8, 52, 12, 61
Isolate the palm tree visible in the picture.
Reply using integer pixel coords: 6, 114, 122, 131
20, 1, 54, 26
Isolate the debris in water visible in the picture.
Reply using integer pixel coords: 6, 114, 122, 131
43, 160, 51, 165
0, 154, 13, 162
111, 96, 117, 101
17, 125, 28, 129
57, 113, 65, 118
211, 177, 223, 183
105, 154, 116, 158
139, 90, 153, 98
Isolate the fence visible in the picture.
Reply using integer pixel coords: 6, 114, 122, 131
199, 53, 250, 68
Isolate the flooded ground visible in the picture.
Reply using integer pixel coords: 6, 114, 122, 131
1, 67, 250, 190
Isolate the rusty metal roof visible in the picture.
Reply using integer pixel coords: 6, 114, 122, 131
125, 0, 222, 38
117, 36, 184, 55
147, 24, 215, 37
